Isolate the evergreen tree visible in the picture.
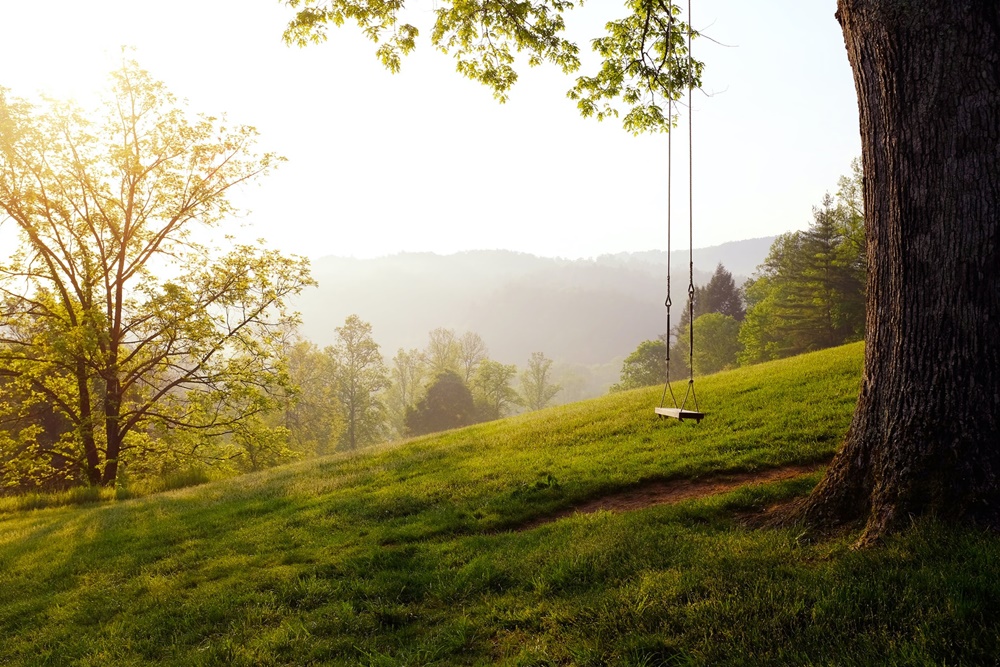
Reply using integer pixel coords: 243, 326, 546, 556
739, 187, 866, 365
800, 195, 864, 346
671, 263, 743, 375
700, 264, 745, 321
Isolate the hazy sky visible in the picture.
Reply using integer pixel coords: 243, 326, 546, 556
1, 0, 860, 260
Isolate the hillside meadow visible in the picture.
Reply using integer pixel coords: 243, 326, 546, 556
2, 342, 998, 665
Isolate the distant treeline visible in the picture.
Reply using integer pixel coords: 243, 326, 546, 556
613, 161, 866, 391
279, 319, 566, 455
0, 315, 566, 493
0, 159, 862, 494
0, 64, 858, 496
0, 59, 588, 496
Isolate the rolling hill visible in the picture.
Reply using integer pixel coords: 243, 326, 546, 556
2, 342, 998, 665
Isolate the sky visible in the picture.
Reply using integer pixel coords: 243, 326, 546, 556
0, 0, 860, 261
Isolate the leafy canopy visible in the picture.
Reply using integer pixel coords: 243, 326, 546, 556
405, 369, 477, 436
738, 176, 865, 366
611, 338, 666, 392
0, 59, 313, 488
282, 0, 703, 134
332, 314, 389, 450
520, 351, 561, 410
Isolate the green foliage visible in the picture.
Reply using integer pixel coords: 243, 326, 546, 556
332, 315, 388, 450
569, 0, 702, 134
700, 263, 745, 321
0, 378, 77, 492
471, 358, 521, 420
282, 0, 703, 133
384, 347, 428, 439
230, 418, 298, 473
675, 262, 745, 336
611, 337, 666, 392
424, 327, 461, 376
10, 345, 994, 665
405, 370, 478, 435
668, 263, 743, 379
277, 340, 343, 457
836, 158, 865, 269
284, 0, 581, 102
386, 331, 499, 437
689, 312, 741, 375
519, 351, 561, 410
738, 180, 865, 366
0, 59, 313, 488
283, 0, 420, 74
737, 272, 783, 365
433, 0, 582, 103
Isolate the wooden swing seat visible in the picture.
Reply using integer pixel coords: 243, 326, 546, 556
655, 407, 706, 423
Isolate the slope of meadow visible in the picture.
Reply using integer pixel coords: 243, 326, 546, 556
2, 343, 998, 665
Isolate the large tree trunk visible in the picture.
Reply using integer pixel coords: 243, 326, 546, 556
801, 0, 1000, 545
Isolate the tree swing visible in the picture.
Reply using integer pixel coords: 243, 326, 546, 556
656, 0, 705, 423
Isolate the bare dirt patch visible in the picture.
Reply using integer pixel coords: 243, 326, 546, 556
516, 463, 826, 531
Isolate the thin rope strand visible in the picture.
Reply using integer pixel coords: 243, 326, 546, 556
661, 0, 680, 411
687, 0, 696, 394
682, 0, 699, 414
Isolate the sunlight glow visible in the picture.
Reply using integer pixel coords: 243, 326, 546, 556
1, 0, 860, 261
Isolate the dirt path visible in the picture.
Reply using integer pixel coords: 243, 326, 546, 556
515, 462, 826, 531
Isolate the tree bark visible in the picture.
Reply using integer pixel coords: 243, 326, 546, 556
801, 0, 1000, 545
101, 376, 123, 487
76, 360, 102, 487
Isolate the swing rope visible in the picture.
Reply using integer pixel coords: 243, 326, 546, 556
680, 0, 699, 414
659, 13, 679, 412
657, 0, 702, 422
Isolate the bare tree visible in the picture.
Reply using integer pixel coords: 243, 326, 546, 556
458, 331, 489, 383
424, 327, 460, 376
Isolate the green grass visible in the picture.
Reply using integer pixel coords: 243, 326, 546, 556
2, 342, 998, 665
0, 468, 216, 514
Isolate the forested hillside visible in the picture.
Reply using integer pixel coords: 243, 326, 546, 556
296, 238, 774, 366
0, 57, 852, 496
6, 344, 997, 666
0, 82, 854, 497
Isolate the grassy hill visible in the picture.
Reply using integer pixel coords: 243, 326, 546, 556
2, 342, 998, 665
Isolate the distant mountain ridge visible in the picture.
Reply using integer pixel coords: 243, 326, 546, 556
295, 237, 776, 367
593, 236, 777, 280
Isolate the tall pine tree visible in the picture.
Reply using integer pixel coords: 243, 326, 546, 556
739, 189, 866, 365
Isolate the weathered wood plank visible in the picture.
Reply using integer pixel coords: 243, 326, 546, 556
655, 407, 706, 423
